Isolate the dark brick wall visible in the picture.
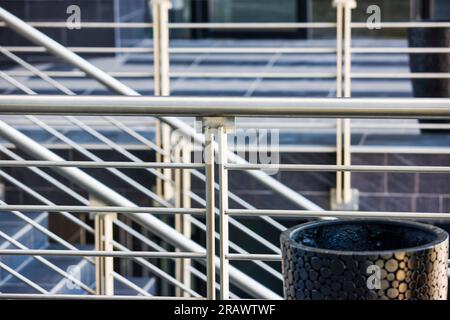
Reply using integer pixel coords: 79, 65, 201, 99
2, 147, 157, 243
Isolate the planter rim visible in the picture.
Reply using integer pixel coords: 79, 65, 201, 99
281, 219, 449, 256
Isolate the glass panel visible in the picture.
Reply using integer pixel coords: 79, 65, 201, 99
210, 0, 298, 23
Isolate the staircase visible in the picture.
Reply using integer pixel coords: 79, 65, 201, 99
0, 3, 299, 299
0, 211, 156, 295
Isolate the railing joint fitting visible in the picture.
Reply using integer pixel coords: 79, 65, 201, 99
200, 117, 235, 133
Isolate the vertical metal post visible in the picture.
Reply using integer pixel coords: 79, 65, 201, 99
91, 195, 116, 296
204, 124, 216, 300
334, 0, 344, 205
174, 138, 192, 297
151, 0, 163, 198
150, 2, 174, 296
151, 0, 174, 203
174, 142, 183, 296
343, 0, 356, 204
332, 0, 357, 209
181, 142, 192, 297
218, 125, 230, 300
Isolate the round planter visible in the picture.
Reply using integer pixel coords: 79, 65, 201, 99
280, 219, 449, 300
408, 21, 450, 132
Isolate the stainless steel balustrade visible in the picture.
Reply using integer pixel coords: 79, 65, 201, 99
0, 4, 324, 277
0, 1, 320, 300
1, 0, 450, 300
0, 74, 281, 296
0, 96, 448, 299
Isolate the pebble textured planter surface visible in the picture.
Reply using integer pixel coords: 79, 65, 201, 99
280, 220, 449, 300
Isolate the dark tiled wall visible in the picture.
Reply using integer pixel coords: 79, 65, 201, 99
353, 153, 450, 214
191, 152, 450, 214
2, 148, 157, 242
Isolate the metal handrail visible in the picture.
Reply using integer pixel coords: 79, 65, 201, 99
0, 249, 206, 259
0, 95, 448, 117
0, 293, 204, 300
227, 209, 450, 220
0, 21, 336, 29
0, 160, 203, 169
0, 205, 203, 214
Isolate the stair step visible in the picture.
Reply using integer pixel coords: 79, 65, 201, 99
0, 243, 94, 294
0, 244, 157, 295
114, 276, 156, 296
0, 212, 49, 278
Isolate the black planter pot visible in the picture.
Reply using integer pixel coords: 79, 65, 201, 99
408, 22, 450, 133
280, 219, 449, 300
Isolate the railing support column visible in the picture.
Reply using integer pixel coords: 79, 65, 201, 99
181, 142, 193, 297
218, 125, 230, 299
174, 138, 193, 296
203, 120, 216, 300
150, 0, 174, 203
332, 0, 358, 210
202, 117, 234, 300
90, 195, 116, 295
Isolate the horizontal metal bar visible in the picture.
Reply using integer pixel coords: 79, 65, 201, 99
170, 47, 337, 54
170, 72, 337, 79
0, 22, 153, 28
169, 22, 336, 29
2, 70, 155, 78
0, 249, 206, 259
2, 46, 334, 54
351, 22, 450, 28
352, 47, 450, 54
4, 21, 449, 30
352, 73, 450, 79
0, 293, 204, 300
226, 164, 450, 173
0, 22, 336, 29
3, 70, 336, 79
352, 146, 450, 155
4, 143, 450, 156
227, 209, 450, 220
2, 46, 153, 53
227, 254, 281, 261
1, 96, 450, 118
0, 160, 204, 169
0, 205, 204, 215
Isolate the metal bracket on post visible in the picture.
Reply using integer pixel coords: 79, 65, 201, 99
201, 117, 236, 133
90, 195, 116, 296
330, 188, 359, 211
